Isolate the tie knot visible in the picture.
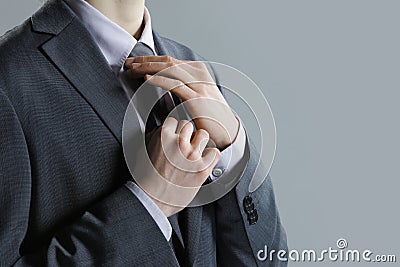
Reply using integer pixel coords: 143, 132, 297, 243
129, 42, 154, 58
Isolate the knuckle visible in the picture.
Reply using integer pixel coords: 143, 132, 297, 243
185, 121, 194, 132
138, 56, 146, 63
214, 149, 221, 160
191, 91, 201, 99
210, 147, 221, 156
178, 136, 189, 147
162, 119, 177, 135
195, 61, 206, 69
197, 84, 209, 93
197, 129, 209, 139
166, 116, 178, 123
179, 120, 190, 129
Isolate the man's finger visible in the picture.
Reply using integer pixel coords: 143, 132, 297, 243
125, 55, 180, 65
126, 62, 174, 76
162, 117, 178, 133
177, 120, 194, 144
191, 129, 209, 154
126, 56, 159, 65
177, 121, 194, 155
176, 120, 193, 139
145, 75, 197, 101
126, 61, 195, 84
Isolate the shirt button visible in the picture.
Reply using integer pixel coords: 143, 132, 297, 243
212, 168, 224, 177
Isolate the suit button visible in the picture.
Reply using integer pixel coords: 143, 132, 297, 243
243, 196, 253, 209
248, 209, 258, 225
245, 203, 255, 213
212, 168, 224, 177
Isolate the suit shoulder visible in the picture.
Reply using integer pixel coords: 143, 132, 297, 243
0, 19, 35, 59
0, 19, 41, 91
154, 32, 207, 62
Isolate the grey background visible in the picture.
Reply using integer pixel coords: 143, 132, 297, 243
1, 0, 399, 265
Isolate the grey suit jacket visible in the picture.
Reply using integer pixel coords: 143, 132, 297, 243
0, 0, 287, 266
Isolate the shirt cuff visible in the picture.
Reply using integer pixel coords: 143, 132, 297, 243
209, 117, 247, 181
125, 181, 172, 241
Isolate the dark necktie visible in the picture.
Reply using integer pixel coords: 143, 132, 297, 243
127, 42, 175, 132
127, 42, 186, 264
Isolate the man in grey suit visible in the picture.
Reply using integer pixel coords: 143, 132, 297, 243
0, 0, 287, 266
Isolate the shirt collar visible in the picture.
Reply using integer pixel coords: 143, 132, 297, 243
63, 0, 156, 73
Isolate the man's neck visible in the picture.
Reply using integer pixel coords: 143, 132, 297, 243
86, 0, 145, 39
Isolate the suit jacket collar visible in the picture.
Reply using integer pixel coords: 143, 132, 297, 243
31, 0, 75, 36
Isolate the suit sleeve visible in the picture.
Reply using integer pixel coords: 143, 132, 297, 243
215, 136, 288, 267
203, 61, 288, 266
0, 90, 177, 266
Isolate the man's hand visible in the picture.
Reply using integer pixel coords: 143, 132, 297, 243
125, 56, 239, 150
136, 117, 220, 217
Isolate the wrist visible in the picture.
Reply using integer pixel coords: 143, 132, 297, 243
215, 116, 240, 150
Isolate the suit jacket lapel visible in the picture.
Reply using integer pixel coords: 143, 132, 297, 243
32, 0, 136, 145
154, 31, 204, 266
